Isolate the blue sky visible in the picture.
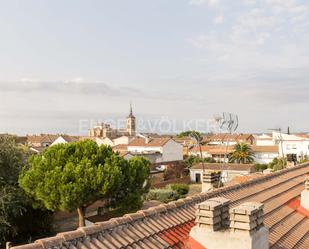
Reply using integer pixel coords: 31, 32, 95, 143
0, 0, 309, 135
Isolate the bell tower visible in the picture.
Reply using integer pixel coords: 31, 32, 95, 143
126, 103, 136, 136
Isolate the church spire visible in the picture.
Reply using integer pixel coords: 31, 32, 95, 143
127, 101, 136, 136
130, 101, 133, 116
128, 101, 135, 118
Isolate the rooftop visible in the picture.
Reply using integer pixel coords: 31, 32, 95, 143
191, 163, 256, 172
190, 145, 279, 154
10, 163, 309, 249
128, 137, 171, 147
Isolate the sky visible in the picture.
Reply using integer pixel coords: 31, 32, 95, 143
0, 0, 309, 135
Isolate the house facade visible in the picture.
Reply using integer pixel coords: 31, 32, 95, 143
189, 163, 256, 183
127, 137, 183, 163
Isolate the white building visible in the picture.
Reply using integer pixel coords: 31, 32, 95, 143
189, 144, 279, 164
255, 134, 274, 146
113, 135, 134, 146
127, 137, 183, 163
252, 145, 279, 164
50, 135, 80, 146
189, 163, 256, 183
273, 132, 309, 159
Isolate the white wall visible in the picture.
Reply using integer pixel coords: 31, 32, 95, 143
161, 139, 183, 162
254, 152, 278, 164
51, 136, 67, 146
273, 132, 309, 158
256, 140, 275, 146
127, 139, 183, 163
255, 134, 275, 146
127, 145, 162, 153
101, 137, 114, 146
113, 136, 133, 146
189, 151, 212, 158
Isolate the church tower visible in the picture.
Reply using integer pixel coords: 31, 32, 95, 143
126, 103, 136, 136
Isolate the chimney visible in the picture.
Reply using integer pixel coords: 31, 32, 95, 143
190, 199, 269, 249
202, 171, 220, 192
301, 176, 309, 210
194, 197, 230, 231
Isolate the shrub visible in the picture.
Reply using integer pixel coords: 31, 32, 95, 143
255, 164, 268, 172
145, 189, 179, 203
169, 183, 189, 196
184, 155, 215, 168
268, 157, 287, 172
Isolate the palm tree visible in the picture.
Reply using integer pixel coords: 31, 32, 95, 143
229, 143, 255, 164
190, 131, 205, 170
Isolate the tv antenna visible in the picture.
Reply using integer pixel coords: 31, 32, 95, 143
220, 112, 239, 133
268, 128, 284, 157
218, 112, 239, 184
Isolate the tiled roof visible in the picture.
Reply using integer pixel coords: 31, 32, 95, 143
11, 163, 309, 249
191, 163, 256, 172
112, 144, 128, 152
60, 135, 81, 143
190, 145, 279, 154
128, 137, 171, 147
190, 145, 234, 154
204, 133, 254, 142
251, 145, 279, 153
27, 134, 59, 144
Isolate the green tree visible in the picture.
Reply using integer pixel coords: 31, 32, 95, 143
229, 143, 255, 164
177, 130, 202, 138
184, 155, 215, 168
110, 157, 150, 212
0, 135, 24, 184
19, 140, 126, 227
0, 135, 51, 246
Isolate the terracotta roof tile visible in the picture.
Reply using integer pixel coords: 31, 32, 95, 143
128, 137, 171, 147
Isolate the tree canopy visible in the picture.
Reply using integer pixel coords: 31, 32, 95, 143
19, 140, 150, 227
177, 130, 202, 138
109, 157, 150, 211
229, 143, 255, 164
0, 135, 51, 246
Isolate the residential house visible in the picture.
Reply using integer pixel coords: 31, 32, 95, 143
127, 137, 183, 163
26, 134, 59, 148
51, 135, 80, 146
204, 133, 255, 146
252, 145, 279, 164
273, 132, 309, 160
255, 133, 274, 146
189, 145, 234, 162
189, 144, 279, 164
189, 163, 256, 183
